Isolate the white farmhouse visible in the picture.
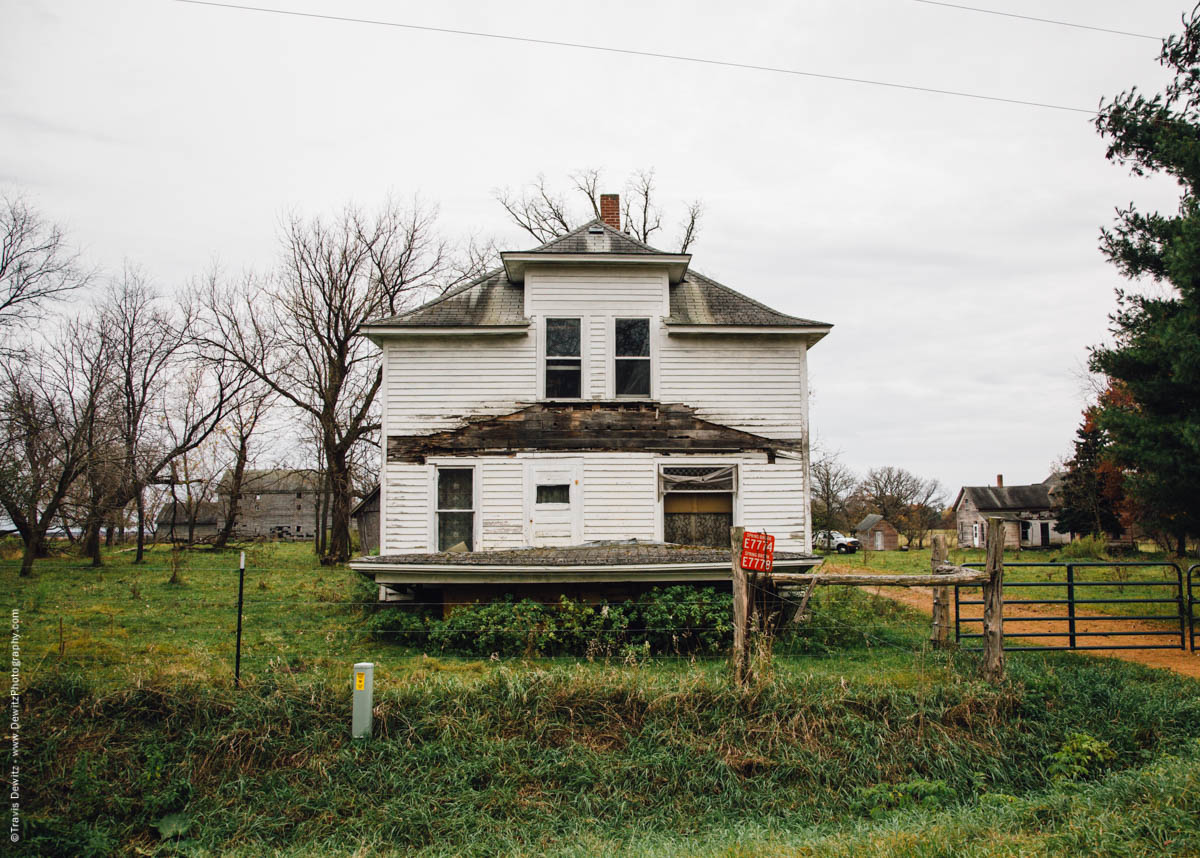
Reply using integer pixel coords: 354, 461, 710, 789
349, 195, 831, 604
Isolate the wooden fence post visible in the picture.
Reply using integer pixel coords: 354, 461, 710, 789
982, 518, 1005, 682
929, 534, 951, 649
731, 526, 749, 685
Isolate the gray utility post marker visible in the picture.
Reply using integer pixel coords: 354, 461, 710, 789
352, 662, 374, 739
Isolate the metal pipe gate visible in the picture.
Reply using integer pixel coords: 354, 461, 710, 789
955, 561, 1191, 652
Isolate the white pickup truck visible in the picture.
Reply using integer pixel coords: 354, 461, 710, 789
814, 530, 861, 554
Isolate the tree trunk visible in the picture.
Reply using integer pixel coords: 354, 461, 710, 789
215, 437, 249, 550
1175, 530, 1187, 558
19, 530, 41, 578
134, 487, 146, 563
84, 516, 103, 567
325, 449, 352, 563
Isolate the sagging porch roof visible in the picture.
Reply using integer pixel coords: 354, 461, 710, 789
387, 401, 794, 463
350, 542, 822, 584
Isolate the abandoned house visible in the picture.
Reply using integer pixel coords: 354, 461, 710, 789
348, 195, 832, 602
220, 469, 324, 541
854, 514, 900, 551
953, 474, 1071, 549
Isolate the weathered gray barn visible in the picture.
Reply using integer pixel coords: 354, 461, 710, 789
156, 500, 222, 542
221, 469, 325, 540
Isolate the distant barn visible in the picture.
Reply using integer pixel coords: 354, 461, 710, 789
221, 469, 325, 541
855, 514, 900, 551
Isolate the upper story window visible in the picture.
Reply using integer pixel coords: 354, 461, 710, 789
436, 467, 474, 551
615, 318, 650, 397
545, 318, 582, 398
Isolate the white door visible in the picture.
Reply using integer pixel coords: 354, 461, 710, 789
525, 460, 582, 546
874, 530, 884, 551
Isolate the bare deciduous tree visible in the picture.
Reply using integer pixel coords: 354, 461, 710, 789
494, 168, 703, 252
77, 271, 243, 566
0, 318, 111, 576
858, 465, 945, 548
811, 447, 858, 533
213, 385, 272, 549
200, 199, 469, 563
0, 194, 91, 342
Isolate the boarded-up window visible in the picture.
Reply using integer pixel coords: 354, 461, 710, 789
545, 318, 582, 398
436, 467, 474, 551
615, 318, 650, 397
664, 492, 733, 548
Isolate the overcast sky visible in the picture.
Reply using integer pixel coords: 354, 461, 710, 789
2, 0, 1190, 498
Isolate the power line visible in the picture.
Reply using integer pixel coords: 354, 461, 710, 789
910, 1, 1162, 41
174, 0, 1095, 115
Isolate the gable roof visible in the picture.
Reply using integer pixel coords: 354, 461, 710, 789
957, 484, 1053, 512
529, 218, 667, 255
362, 218, 830, 334
855, 514, 884, 533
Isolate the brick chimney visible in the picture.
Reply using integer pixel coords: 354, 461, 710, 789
600, 194, 620, 230
996, 474, 1004, 487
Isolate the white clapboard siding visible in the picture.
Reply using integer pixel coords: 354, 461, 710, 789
587, 316, 607, 399
659, 338, 807, 441
384, 335, 537, 436
581, 454, 659, 542
382, 463, 430, 553
525, 266, 667, 318
739, 462, 808, 551
480, 459, 525, 550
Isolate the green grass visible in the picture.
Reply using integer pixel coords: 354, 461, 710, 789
11, 542, 1200, 856
23, 654, 1200, 857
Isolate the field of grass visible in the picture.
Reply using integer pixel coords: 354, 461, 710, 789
9, 542, 1200, 856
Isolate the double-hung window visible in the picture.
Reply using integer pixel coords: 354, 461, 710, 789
615, 318, 651, 397
545, 318, 582, 399
436, 467, 474, 551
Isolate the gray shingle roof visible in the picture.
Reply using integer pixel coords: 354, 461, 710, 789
531, 218, 667, 254
366, 269, 528, 328
961, 484, 1053, 512
668, 271, 829, 327
855, 514, 884, 533
365, 221, 830, 331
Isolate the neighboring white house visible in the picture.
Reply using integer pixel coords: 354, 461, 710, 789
349, 195, 832, 601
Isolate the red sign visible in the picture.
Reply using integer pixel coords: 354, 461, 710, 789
740, 531, 775, 572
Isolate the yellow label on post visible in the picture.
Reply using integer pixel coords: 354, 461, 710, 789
355, 672, 365, 690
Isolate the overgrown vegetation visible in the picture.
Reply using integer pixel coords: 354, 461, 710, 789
23, 654, 1200, 857
366, 585, 913, 659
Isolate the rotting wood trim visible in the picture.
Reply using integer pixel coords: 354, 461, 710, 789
386, 401, 786, 463
770, 569, 988, 587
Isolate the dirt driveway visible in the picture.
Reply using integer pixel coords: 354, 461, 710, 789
832, 569, 1200, 680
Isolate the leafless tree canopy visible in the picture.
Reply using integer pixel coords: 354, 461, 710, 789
495, 168, 703, 252
0, 194, 91, 339
200, 198, 462, 562
858, 465, 946, 548
810, 447, 858, 533
0, 316, 112, 575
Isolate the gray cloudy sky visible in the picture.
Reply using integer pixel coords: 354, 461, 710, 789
2, 0, 1190, 497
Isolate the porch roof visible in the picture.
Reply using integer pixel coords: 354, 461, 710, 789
350, 541, 822, 584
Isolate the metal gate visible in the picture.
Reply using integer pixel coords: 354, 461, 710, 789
1189, 564, 1200, 653
955, 561, 1189, 652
